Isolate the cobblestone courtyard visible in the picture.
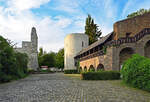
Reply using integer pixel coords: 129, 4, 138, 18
0, 73, 150, 102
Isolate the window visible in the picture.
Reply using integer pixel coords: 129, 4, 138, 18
82, 41, 84, 47
126, 32, 131, 37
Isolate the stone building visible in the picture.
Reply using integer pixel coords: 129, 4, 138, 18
65, 12, 150, 71
64, 33, 89, 70
15, 27, 39, 70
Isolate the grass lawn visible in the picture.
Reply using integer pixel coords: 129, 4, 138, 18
64, 74, 81, 77
109, 80, 150, 95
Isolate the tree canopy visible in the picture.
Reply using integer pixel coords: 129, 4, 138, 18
85, 14, 102, 45
38, 48, 64, 69
55, 48, 64, 69
0, 36, 28, 82
127, 8, 150, 18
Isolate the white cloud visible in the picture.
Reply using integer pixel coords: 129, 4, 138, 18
122, 0, 150, 18
103, 0, 117, 19
7, 0, 50, 11
52, 0, 80, 13
0, 0, 73, 52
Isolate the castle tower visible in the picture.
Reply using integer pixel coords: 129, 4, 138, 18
64, 33, 89, 70
30, 27, 39, 70
15, 27, 39, 70
31, 27, 38, 52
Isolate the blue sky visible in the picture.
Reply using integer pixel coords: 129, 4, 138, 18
0, 0, 150, 52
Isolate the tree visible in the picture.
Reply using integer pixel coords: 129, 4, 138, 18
38, 48, 64, 70
0, 36, 28, 82
38, 47, 44, 57
40, 52, 56, 67
127, 8, 150, 18
85, 14, 102, 45
55, 48, 64, 69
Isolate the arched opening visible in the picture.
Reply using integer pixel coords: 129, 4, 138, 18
144, 40, 150, 58
119, 47, 134, 70
84, 66, 87, 72
79, 67, 82, 72
97, 64, 104, 71
89, 65, 95, 72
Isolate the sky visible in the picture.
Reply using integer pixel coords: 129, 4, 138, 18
0, 0, 150, 52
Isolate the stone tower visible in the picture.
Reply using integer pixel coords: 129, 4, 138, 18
64, 33, 89, 70
15, 27, 39, 70
30, 27, 39, 70
31, 27, 38, 52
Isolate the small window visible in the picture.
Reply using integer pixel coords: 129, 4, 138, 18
126, 32, 131, 37
82, 41, 84, 47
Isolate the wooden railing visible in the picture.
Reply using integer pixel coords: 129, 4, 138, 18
80, 50, 105, 61
105, 28, 150, 46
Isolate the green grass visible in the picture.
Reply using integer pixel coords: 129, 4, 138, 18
109, 80, 150, 94
64, 74, 81, 77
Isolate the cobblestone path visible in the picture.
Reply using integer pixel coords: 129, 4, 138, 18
0, 73, 150, 102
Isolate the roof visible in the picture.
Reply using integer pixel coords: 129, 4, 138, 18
76, 32, 113, 56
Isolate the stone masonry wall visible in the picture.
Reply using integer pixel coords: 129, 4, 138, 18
80, 47, 113, 71
15, 27, 39, 70
113, 13, 150, 40
80, 33, 150, 71
112, 33, 150, 70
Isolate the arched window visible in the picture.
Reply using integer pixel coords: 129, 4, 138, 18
97, 64, 104, 71
89, 65, 95, 72
84, 66, 87, 72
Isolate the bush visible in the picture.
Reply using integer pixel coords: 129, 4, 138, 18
81, 71, 120, 80
121, 54, 150, 91
0, 36, 28, 83
64, 69, 79, 74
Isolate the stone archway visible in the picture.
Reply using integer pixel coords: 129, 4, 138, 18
84, 66, 87, 72
89, 65, 95, 72
144, 40, 150, 58
119, 47, 134, 70
97, 64, 104, 71
79, 67, 82, 72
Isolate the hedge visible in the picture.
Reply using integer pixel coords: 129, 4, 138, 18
81, 71, 120, 80
121, 54, 150, 91
64, 69, 78, 74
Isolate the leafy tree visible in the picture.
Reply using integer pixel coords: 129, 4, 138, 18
55, 48, 64, 69
38, 47, 44, 57
85, 14, 102, 45
127, 8, 150, 18
39, 52, 56, 68
0, 36, 28, 82
38, 48, 64, 70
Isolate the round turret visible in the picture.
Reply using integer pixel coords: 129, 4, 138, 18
64, 33, 89, 70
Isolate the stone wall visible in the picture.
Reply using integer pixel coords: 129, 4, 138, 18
15, 27, 39, 70
113, 13, 150, 40
112, 33, 150, 70
80, 47, 113, 71
80, 33, 150, 71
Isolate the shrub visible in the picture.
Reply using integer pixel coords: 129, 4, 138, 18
64, 69, 78, 74
0, 36, 28, 82
81, 71, 120, 80
121, 54, 150, 91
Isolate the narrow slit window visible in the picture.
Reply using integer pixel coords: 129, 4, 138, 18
82, 41, 84, 47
